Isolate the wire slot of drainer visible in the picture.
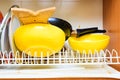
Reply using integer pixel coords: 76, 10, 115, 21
0, 49, 120, 65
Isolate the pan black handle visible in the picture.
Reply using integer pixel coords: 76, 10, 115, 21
76, 28, 106, 37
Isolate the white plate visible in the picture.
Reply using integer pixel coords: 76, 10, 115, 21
9, 16, 20, 53
0, 12, 11, 51
1, 20, 11, 52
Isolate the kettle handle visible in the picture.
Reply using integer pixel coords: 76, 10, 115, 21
0, 5, 19, 33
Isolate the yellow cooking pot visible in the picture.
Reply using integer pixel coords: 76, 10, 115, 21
14, 23, 65, 57
68, 34, 110, 54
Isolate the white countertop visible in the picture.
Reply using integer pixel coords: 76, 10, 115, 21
0, 64, 120, 79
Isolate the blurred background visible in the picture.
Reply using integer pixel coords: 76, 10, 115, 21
0, 0, 103, 30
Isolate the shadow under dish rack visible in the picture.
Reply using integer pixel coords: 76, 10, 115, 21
0, 48, 120, 65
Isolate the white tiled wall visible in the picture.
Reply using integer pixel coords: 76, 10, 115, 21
0, 0, 103, 29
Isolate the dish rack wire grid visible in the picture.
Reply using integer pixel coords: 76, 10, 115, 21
0, 48, 120, 65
